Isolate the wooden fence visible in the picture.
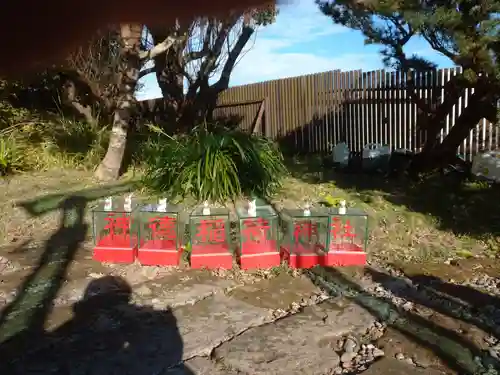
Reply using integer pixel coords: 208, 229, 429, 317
214, 67, 499, 160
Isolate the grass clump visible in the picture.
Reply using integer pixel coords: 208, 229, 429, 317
142, 121, 288, 203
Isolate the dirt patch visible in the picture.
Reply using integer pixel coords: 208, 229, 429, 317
376, 328, 457, 374
362, 356, 449, 375
393, 258, 500, 282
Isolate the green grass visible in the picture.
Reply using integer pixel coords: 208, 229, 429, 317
278, 154, 500, 264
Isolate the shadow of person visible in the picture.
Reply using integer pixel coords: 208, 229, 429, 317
0, 195, 87, 351
2, 275, 196, 375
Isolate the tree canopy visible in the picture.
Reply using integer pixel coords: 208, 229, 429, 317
318, 0, 500, 73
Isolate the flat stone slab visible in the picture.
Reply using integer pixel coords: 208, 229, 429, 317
175, 273, 325, 359
176, 293, 273, 359
215, 300, 377, 375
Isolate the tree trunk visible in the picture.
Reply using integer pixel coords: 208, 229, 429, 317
94, 104, 133, 181
61, 79, 97, 124
412, 74, 468, 151
95, 24, 142, 181
408, 88, 496, 177
436, 92, 496, 154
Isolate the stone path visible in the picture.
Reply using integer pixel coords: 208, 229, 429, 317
0, 244, 494, 375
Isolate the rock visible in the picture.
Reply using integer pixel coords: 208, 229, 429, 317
372, 348, 385, 358
405, 357, 415, 366
414, 357, 431, 368
485, 335, 498, 345
342, 361, 353, 369
402, 302, 414, 311
135, 285, 152, 297
488, 348, 499, 360
340, 352, 357, 364
343, 337, 358, 353
396, 353, 405, 360
365, 325, 385, 341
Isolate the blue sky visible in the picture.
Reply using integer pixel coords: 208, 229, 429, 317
136, 0, 455, 101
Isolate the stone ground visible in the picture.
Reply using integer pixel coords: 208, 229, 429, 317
2, 240, 499, 375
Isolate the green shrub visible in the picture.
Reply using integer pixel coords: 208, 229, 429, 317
2, 117, 109, 172
142, 123, 288, 202
0, 134, 25, 175
0, 79, 109, 173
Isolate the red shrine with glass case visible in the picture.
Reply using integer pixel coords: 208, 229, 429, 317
280, 207, 330, 268
92, 196, 139, 264
137, 202, 182, 266
326, 208, 368, 266
188, 205, 233, 269
236, 203, 281, 270
280, 205, 368, 268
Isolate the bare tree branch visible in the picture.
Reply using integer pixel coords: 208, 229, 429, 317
139, 36, 181, 60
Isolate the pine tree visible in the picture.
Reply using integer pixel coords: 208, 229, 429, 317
318, 0, 500, 174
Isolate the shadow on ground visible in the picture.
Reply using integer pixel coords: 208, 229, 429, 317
308, 266, 500, 375
286, 154, 500, 240
0, 182, 194, 374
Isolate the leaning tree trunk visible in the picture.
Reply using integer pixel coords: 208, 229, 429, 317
95, 24, 142, 181
436, 92, 496, 154
408, 86, 496, 178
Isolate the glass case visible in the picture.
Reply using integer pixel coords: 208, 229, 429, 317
280, 206, 330, 269
326, 207, 368, 266
92, 195, 139, 264
235, 202, 281, 270
137, 201, 182, 266
188, 204, 232, 269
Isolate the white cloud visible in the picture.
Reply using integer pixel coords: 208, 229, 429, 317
229, 39, 382, 86
257, 1, 345, 42
228, 0, 383, 86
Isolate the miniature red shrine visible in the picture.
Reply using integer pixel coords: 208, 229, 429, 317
236, 202, 281, 270
326, 208, 368, 266
92, 195, 138, 264
280, 204, 368, 268
137, 200, 182, 266
280, 206, 330, 268
189, 204, 233, 269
